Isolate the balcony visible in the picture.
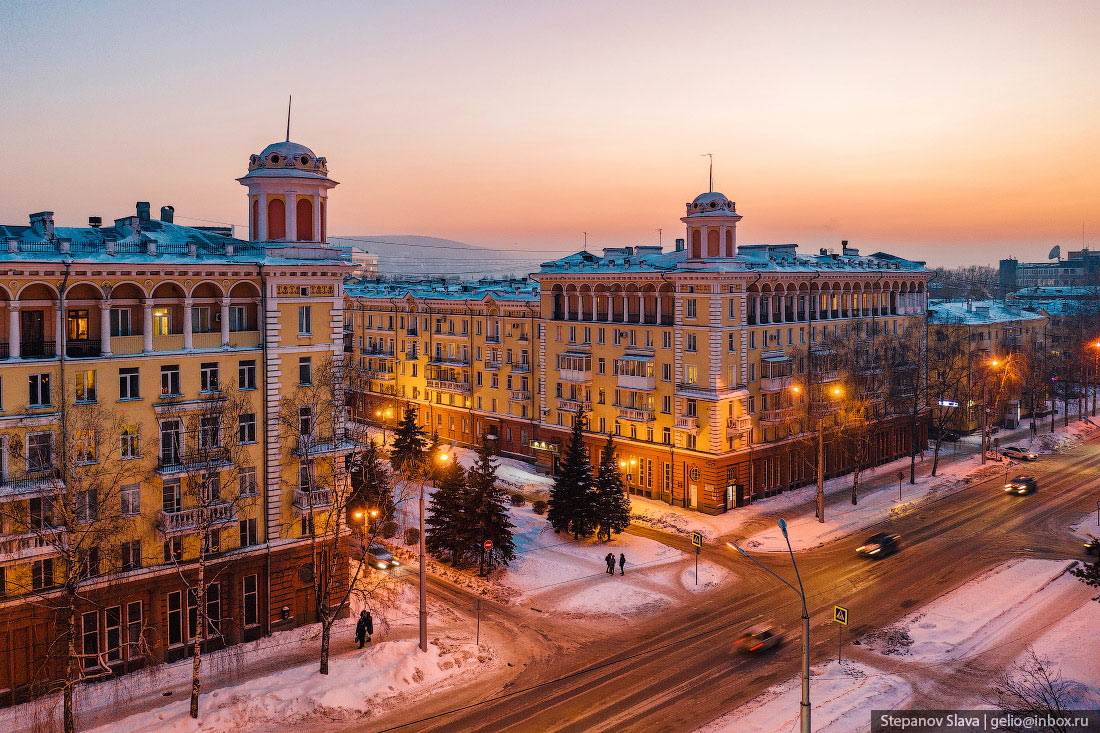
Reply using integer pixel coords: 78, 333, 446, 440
510, 389, 531, 401
293, 488, 334, 514
617, 406, 655, 423
295, 437, 357, 457
557, 398, 591, 413
428, 357, 470, 367
760, 407, 796, 424
111, 334, 144, 355
427, 379, 471, 394
155, 447, 232, 475
363, 370, 396, 382
559, 368, 591, 384
617, 374, 656, 391
819, 369, 840, 383
674, 415, 699, 431
0, 468, 63, 502
485, 334, 501, 344
511, 363, 531, 374
726, 416, 752, 437
760, 375, 793, 392
20, 340, 57, 359
0, 528, 62, 564
229, 330, 261, 349
152, 334, 185, 351
65, 339, 102, 359
157, 503, 238, 535
484, 359, 502, 371
361, 348, 395, 357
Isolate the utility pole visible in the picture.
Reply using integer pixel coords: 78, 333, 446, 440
419, 474, 427, 652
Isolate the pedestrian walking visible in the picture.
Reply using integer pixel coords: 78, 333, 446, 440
618, 553, 626, 576
355, 610, 373, 648
605, 552, 614, 574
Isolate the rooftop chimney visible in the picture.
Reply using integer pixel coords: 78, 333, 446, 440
675, 238, 685, 252
136, 201, 151, 221
160, 205, 174, 223
89, 215, 102, 229
29, 211, 55, 239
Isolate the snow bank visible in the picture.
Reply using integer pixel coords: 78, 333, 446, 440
1018, 601, 1100, 706
88, 638, 495, 733
697, 660, 912, 733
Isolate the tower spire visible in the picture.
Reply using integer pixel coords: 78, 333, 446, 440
286, 94, 292, 142
701, 153, 713, 192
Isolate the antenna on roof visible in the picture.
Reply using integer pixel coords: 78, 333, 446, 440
286, 94, 292, 142
583, 232, 588, 252
701, 153, 713, 192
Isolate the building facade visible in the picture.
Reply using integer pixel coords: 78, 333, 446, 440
349, 191, 933, 514
999, 250, 1100, 292
0, 139, 351, 702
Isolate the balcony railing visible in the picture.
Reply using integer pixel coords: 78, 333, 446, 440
760, 407, 796, 423
510, 389, 531, 401
426, 379, 471, 394
485, 334, 501, 344
617, 406, 655, 423
0, 467, 63, 501
0, 528, 63, 564
559, 368, 591, 383
155, 447, 231, 474
511, 363, 531, 374
295, 437, 357, 457
726, 416, 752, 436
157, 503, 238, 534
760, 375, 793, 392
484, 359, 502, 370
20, 340, 57, 359
674, 415, 699, 431
363, 370, 395, 381
293, 488, 334, 514
0, 342, 8, 359
557, 398, 591, 413
617, 374, 655, 391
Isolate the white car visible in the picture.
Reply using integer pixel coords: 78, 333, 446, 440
1002, 446, 1038, 461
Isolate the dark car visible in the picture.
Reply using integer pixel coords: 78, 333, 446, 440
856, 532, 901, 558
367, 543, 401, 570
734, 625, 782, 654
1004, 475, 1037, 495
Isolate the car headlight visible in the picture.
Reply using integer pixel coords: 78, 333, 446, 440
376, 562, 387, 569
390, 560, 401, 566
869, 547, 881, 554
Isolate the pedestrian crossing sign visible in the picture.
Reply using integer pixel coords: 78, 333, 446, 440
691, 532, 703, 549
834, 605, 848, 626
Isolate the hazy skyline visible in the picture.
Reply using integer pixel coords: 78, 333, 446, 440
2, 0, 1098, 267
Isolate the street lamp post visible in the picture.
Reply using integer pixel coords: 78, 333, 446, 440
728, 517, 810, 733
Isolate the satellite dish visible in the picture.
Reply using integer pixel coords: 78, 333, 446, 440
1048, 245, 1060, 260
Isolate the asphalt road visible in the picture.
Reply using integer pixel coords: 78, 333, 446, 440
366, 438, 1100, 733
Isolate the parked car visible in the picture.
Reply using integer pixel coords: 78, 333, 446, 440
734, 625, 782, 654
856, 532, 901, 558
367, 543, 401, 570
1002, 446, 1038, 461
1003, 475, 1038, 495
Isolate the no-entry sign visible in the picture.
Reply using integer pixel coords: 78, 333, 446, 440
483, 539, 493, 551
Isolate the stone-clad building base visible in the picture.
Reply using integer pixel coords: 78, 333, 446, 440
0, 536, 348, 706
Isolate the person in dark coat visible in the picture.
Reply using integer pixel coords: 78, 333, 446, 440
605, 552, 614, 574
618, 553, 626, 576
355, 610, 373, 648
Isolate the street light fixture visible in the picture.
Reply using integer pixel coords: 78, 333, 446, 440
727, 518, 810, 733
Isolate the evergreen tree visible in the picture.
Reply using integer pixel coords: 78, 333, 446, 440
464, 438, 516, 575
547, 409, 597, 540
425, 460, 466, 563
594, 435, 631, 542
1071, 559, 1100, 603
351, 439, 394, 522
390, 405, 427, 473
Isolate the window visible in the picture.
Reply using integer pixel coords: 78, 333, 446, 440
160, 419, 182, 466
298, 407, 312, 436
192, 307, 212, 333
301, 514, 315, 536
685, 398, 698, 417
152, 308, 171, 336
27, 432, 52, 472
686, 299, 697, 318
206, 583, 222, 635
686, 365, 699, 385
167, 591, 183, 646
204, 530, 221, 555
748, 331, 756, 350
75, 370, 97, 402
239, 467, 258, 497
229, 306, 246, 332
200, 362, 219, 392
686, 333, 697, 352
121, 484, 140, 516
663, 331, 672, 349
119, 367, 140, 400
298, 356, 312, 385
242, 575, 258, 627
164, 537, 183, 563
238, 413, 257, 443
662, 363, 672, 382
29, 373, 51, 406
32, 558, 54, 590
233, 360, 256, 391
82, 611, 99, 669
239, 518, 258, 547
68, 309, 89, 340
74, 433, 97, 464
162, 479, 181, 513
161, 365, 181, 396
298, 306, 312, 335
110, 308, 132, 337
76, 489, 97, 522
126, 602, 143, 653
198, 416, 220, 450
121, 426, 140, 459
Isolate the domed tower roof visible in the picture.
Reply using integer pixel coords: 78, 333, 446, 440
239, 140, 334, 183
684, 191, 739, 218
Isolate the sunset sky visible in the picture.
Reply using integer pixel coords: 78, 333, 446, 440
1, 0, 1097, 267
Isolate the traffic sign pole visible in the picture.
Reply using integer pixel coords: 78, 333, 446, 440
691, 532, 703, 585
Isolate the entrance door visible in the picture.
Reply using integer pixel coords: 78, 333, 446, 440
688, 484, 698, 509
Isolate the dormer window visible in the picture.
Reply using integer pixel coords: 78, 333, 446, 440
299, 155, 310, 165
269, 154, 281, 164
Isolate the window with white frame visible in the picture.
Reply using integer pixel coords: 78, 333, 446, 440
28, 373, 51, 407
298, 305, 312, 335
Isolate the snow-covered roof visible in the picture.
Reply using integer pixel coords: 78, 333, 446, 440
537, 243, 929, 275
927, 300, 1046, 326
345, 277, 539, 303
1011, 286, 1100, 298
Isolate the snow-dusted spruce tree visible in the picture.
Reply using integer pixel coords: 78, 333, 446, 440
547, 409, 597, 540
464, 438, 515, 575
593, 435, 631, 542
351, 438, 394, 522
389, 404, 427, 473
425, 458, 467, 564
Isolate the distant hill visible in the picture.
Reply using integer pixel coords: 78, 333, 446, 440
329, 235, 551, 279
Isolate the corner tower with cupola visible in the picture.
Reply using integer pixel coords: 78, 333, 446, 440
238, 141, 338, 243
682, 191, 742, 259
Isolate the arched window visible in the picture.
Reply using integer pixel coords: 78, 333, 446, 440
320, 199, 326, 242
707, 229, 720, 257
267, 198, 286, 240
725, 228, 733, 256
296, 197, 314, 241
251, 198, 259, 241
691, 229, 702, 258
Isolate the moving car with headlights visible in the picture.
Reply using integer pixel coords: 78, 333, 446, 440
1085, 535, 1100, 557
734, 625, 782, 654
856, 532, 901, 558
1002, 446, 1038, 461
1003, 475, 1037, 495
367, 543, 401, 570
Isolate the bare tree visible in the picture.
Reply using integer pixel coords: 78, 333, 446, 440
156, 382, 255, 720
0, 394, 148, 733
884, 325, 928, 484
991, 648, 1077, 730
925, 324, 971, 475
